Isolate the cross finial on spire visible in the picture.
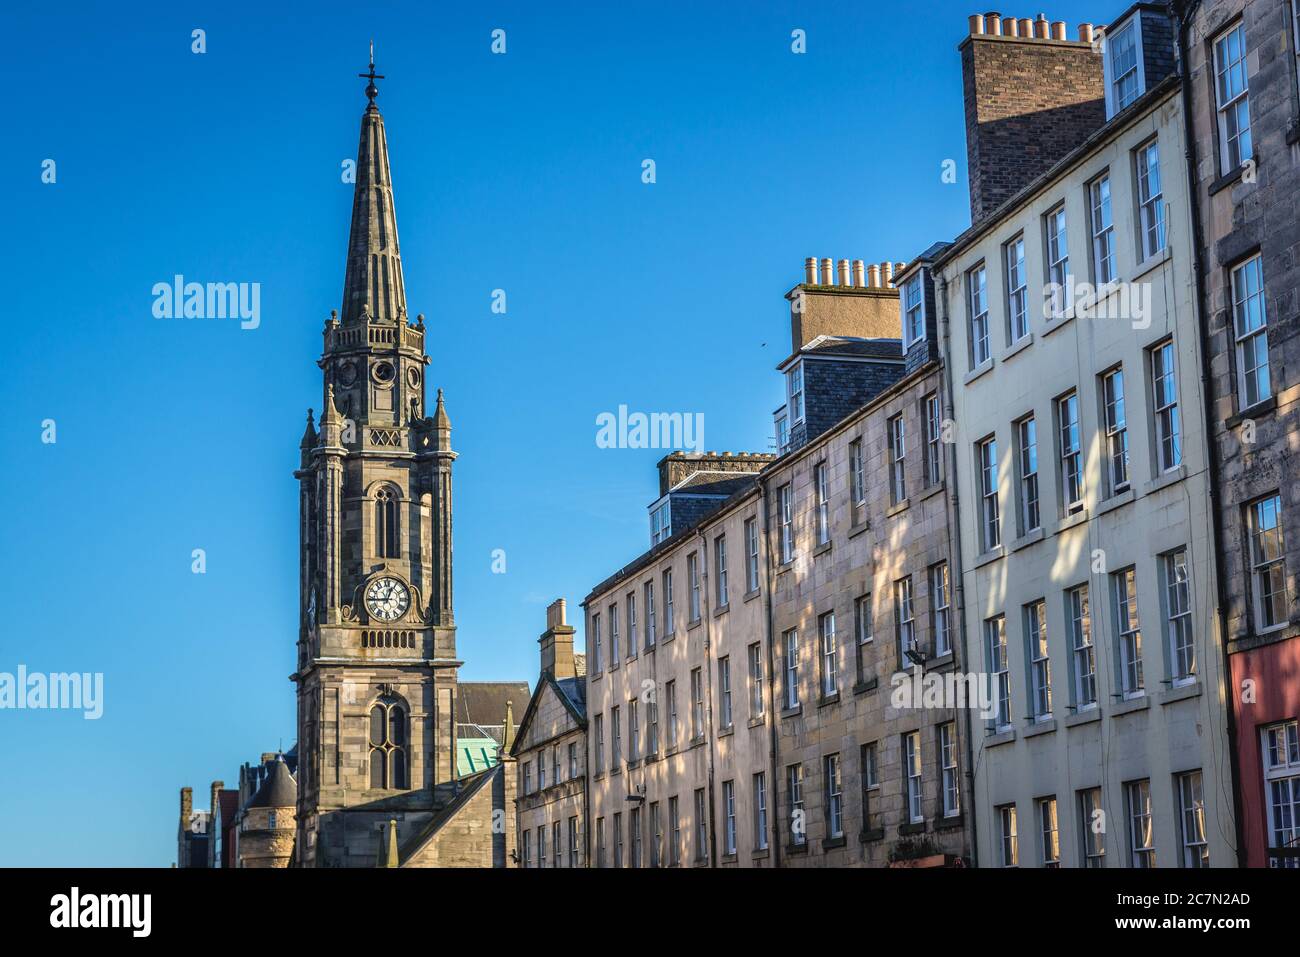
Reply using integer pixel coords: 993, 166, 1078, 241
359, 41, 384, 107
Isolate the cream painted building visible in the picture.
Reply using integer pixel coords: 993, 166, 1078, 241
933, 7, 1235, 868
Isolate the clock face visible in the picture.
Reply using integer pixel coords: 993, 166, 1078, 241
365, 577, 410, 622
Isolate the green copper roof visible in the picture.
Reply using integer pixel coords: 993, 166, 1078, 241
457, 738, 500, 777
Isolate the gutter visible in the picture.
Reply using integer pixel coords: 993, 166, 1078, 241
936, 276, 979, 868
1174, 0, 1245, 867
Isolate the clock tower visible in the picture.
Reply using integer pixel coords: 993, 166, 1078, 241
292, 58, 460, 867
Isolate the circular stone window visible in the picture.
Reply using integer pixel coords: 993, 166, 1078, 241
372, 361, 395, 383
406, 367, 421, 388
336, 360, 357, 387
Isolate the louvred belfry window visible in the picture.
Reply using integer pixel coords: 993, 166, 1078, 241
375, 487, 399, 558
369, 696, 409, 789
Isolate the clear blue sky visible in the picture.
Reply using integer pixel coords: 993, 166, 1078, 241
0, 0, 1107, 865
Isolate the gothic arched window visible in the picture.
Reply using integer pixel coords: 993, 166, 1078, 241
374, 487, 399, 558
368, 697, 409, 789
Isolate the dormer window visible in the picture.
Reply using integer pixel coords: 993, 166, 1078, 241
650, 501, 671, 546
903, 274, 925, 348
1104, 18, 1144, 118
786, 363, 805, 425
775, 412, 789, 455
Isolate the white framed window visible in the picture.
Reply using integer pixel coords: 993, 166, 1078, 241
905, 731, 925, 823
1135, 141, 1165, 260
1080, 788, 1106, 867
1090, 174, 1116, 285
854, 593, 873, 683
522, 761, 532, 794
968, 263, 990, 367
714, 534, 728, 607
553, 819, 561, 868
626, 591, 637, 653
824, 753, 844, 839
1102, 369, 1129, 495
940, 723, 959, 818
609, 815, 621, 867
1231, 255, 1270, 409
753, 772, 768, 851
1247, 494, 1288, 631
687, 552, 701, 622
569, 816, 579, 867
787, 764, 806, 846
744, 517, 759, 593
887, 416, 906, 507
538, 748, 547, 789
1214, 22, 1252, 174
644, 580, 656, 648
610, 705, 621, 767
815, 461, 831, 545
1151, 340, 1181, 472
609, 602, 620, 666
1027, 599, 1052, 720
668, 796, 681, 866
690, 668, 704, 739
895, 576, 915, 665
1069, 584, 1097, 709
778, 483, 794, 564
538, 824, 547, 868
648, 699, 659, 756
1045, 205, 1070, 318
1177, 770, 1209, 868
786, 363, 805, 425
647, 803, 660, 868
998, 804, 1019, 867
1105, 18, 1142, 116
930, 563, 951, 657
627, 699, 639, 762
722, 780, 736, 856
987, 615, 1011, 731
819, 611, 838, 699
849, 437, 866, 510
775, 412, 789, 455
1114, 567, 1145, 698
693, 788, 707, 862
783, 629, 800, 709
861, 743, 880, 832
522, 828, 533, 868
1039, 797, 1060, 868
1164, 549, 1195, 684
591, 611, 602, 673
1056, 391, 1083, 512
568, 742, 578, 779
903, 273, 925, 347
650, 501, 671, 546
1005, 234, 1029, 342
665, 679, 678, 746
717, 656, 732, 730
1127, 779, 1156, 868
594, 713, 605, 773
1262, 720, 1300, 868
1017, 416, 1040, 534
978, 436, 1000, 550
748, 642, 764, 717
924, 394, 942, 486
662, 568, 674, 636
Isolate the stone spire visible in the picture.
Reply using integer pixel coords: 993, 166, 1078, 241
340, 52, 406, 326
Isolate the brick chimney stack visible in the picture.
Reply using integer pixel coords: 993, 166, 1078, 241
539, 599, 578, 680
179, 787, 192, 830
960, 10, 1104, 222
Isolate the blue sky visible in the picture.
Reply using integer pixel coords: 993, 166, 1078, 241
0, 0, 1107, 865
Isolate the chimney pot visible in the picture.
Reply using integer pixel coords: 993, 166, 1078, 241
1035, 15, 1049, 39
547, 598, 567, 629
820, 258, 834, 285
1051, 20, 1067, 40
881, 262, 894, 287
1079, 23, 1093, 43
804, 257, 817, 284
1004, 17, 1018, 37
969, 14, 985, 34
852, 259, 866, 287
867, 264, 880, 288
837, 259, 850, 286
1019, 18, 1033, 37
986, 12, 1001, 34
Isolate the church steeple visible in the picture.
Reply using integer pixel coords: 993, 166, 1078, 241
340, 49, 406, 326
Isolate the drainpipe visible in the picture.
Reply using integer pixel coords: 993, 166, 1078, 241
1175, 0, 1246, 867
759, 479, 782, 867
936, 274, 979, 868
696, 526, 719, 868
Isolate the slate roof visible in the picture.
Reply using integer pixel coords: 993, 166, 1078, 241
246, 756, 296, 809
458, 681, 530, 730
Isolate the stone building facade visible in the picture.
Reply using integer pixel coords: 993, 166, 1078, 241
933, 6, 1235, 868
512, 600, 589, 867
582, 260, 972, 867
235, 755, 298, 868
1179, 0, 1300, 867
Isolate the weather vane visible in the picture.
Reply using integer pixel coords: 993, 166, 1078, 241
359, 39, 384, 104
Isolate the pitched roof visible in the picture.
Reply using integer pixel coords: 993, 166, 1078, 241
509, 672, 588, 758
458, 681, 529, 730
246, 755, 296, 809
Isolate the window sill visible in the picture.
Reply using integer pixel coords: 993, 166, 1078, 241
817, 693, 841, 710
848, 519, 871, 539
747, 715, 766, 729
608, 661, 620, 672
1041, 309, 1077, 338
822, 836, 848, 851
813, 540, 833, 557
898, 821, 927, 836
751, 848, 771, 861
625, 759, 641, 770
1131, 245, 1172, 283
713, 603, 729, 619
985, 727, 1016, 747
886, 499, 911, 518
1111, 694, 1149, 718
964, 359, 994, 385
1143, 464, 1186, 497
780, 704, 802, 719
1056, 509, 1089, 534
1064, 706, 1101, 728
1096, 488, 1135, 517
918, 481, 946, 504
785, 842, 809, 855
973, 545, 1005, 569
1000, 334, 1034, 363
689, 735, 707, 750
777, 559, 796, 575
742, 587, 761, 604
934, 814, 964, 832
853, 675, 879, 696
1157, 680, 1202, 707
928, 650, 955, 670
719, 853, 738, 865
661, 630, 676, 644
590, 670, 603, 682
859, 827, 886, 844
1010, 527, 1044, 552
1023, 717, 1057, 738
1226, 395, 1277, 429
716, 726, 734, 739
1208, 159, 1250, 197
687, 619, 702, 632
